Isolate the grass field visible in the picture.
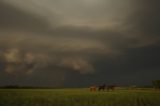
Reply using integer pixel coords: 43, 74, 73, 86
0, 88, 160, 106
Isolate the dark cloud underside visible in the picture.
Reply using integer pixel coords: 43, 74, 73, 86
0, 0, 160, 86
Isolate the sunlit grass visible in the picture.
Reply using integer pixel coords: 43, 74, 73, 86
0, 88, 159, 106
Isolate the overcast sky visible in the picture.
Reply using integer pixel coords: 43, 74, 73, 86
0, 0, 160, 87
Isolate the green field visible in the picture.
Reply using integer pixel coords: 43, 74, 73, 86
0, 88, 160, 106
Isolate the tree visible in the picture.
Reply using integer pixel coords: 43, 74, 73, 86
152, 80, 160, 90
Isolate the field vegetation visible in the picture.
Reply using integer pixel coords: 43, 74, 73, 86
0, 88, 160, 106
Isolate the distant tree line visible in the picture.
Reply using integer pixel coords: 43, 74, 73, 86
0, 85, 63, 89
1, 85, 35, 89
0, 80, 160, 89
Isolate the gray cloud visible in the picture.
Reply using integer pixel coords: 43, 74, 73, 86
0, 47, 96, 76
0, 0, 160, 86
123, 0, 160, 47
130, 0, 160, 36
0, 48, 48, 75
0, 1, 51, 32
3, 0, 131, 29
59, 57, 94, 74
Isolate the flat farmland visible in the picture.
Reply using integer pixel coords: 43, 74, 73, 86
0, 88, 159, 106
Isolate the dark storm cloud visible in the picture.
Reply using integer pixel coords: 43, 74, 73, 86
63, 0, 160, 86
0, 1, 118, 77
65, 44, 160, 86
124, 0, 160, 45
0, 1, 50, 32
130, 0, 160, 37
0, 0, 160, 86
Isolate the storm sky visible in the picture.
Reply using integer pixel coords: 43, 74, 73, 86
0, 0, 160, 87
